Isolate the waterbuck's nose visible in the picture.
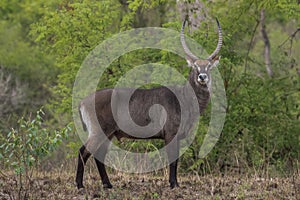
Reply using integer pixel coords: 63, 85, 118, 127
198, 73, 208, 81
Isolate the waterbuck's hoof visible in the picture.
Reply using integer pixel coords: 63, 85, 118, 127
77, 187, 86, 195
170, 182, 180, 189
103, 183, 113, 189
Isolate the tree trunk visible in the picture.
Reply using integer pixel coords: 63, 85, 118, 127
260, 9, 273, 77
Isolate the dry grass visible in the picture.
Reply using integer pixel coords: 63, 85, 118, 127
0, 162, 299, 200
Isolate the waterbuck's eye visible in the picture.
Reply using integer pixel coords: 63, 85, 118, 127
206, 63, 212, 70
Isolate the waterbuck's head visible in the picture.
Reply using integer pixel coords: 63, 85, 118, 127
181, 19, 223, 87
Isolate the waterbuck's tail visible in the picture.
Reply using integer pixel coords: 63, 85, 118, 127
78, 104, 87, 132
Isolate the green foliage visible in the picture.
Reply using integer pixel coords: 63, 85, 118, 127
0, 109, 71, 175
0, 108, 71, 198
31, 0, 122, 115
175, 0, 300, 174
0, 22, 55, 85
1, 0, 299, 177
0, 0, 58, 132
220, 75, 299, 173
0, 0, 58, 83
120, 0, 168, 29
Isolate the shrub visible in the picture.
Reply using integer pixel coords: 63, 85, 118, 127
0, 108, 71, 199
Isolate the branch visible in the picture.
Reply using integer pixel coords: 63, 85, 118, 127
278, 28, 300, 56
278, 28, 300, 48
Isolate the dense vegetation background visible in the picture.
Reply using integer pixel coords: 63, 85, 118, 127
0, 0, 299, 198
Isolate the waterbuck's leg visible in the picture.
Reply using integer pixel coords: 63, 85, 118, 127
76, 145, 91, 189
169, 159, 179, 188
165, 138, 180, 188
94, 143, 112, 188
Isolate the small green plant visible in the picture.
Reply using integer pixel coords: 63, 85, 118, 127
152, 192, 160, 198
0, 108, 71, 199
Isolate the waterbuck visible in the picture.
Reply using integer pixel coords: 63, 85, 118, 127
75, 19, 223, 189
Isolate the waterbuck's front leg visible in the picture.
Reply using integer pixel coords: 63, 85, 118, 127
165, 137, 180, 188
169, 158, 179, 188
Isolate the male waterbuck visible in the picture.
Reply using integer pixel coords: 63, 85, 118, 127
75, 19, 223, 189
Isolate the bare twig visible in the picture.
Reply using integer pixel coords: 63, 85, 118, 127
278, 28, 300, 56
278, 28, 300, 48
0, 169, 7, 178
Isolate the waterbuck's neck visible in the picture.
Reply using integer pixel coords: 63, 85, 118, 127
188, 73, 211, 114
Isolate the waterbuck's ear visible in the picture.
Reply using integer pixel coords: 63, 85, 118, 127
211, 55, 221, 68
186, 56, 195, 67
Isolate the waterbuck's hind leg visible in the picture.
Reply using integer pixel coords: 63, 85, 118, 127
76, 145, 91, 189
94, 159, 112, 188
94, 143, 112, 189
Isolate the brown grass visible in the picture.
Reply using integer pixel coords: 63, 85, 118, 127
0, 161, 299, 200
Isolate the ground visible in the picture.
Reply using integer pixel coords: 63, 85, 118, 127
1, 170, 299, 200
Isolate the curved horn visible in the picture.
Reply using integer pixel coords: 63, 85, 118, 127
180, 19, 199, 61
207, 18, 223, 60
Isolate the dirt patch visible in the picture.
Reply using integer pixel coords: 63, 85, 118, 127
0, 171, 299, 199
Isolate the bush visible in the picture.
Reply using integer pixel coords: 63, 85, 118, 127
0, 109, 71, 199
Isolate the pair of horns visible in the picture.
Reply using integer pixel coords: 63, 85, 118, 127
180, 19, 223, 61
